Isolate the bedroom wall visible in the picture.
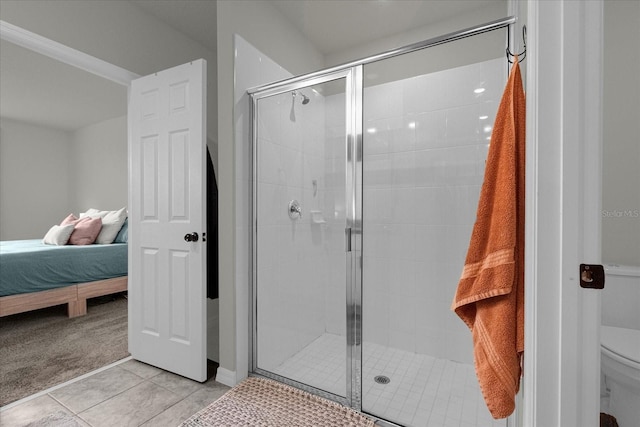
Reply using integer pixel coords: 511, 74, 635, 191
0, 0, 218, 170
71, 115, 128, 215
0, 118, 72, 240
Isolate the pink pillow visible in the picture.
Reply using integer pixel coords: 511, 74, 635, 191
68, 216, 103, 245
60, 213, 80, 226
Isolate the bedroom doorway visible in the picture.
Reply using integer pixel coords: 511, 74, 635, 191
0, 24, 130, 407
1, 20, 211, 403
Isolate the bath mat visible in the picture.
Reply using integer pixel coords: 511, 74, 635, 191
180, 376, 374, 427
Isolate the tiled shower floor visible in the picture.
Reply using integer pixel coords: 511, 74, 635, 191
272, 333, 506, 427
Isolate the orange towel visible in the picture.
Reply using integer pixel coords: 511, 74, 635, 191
451, 58, 525, 419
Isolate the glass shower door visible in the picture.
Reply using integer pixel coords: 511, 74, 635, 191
360, 33, 508, 427
252, 73, 353, 400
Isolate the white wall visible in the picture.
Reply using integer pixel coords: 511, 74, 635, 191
602, 0, 640, 266
0, 118, 72, 240
71, 116, 128, 214
0, 116, 129, 239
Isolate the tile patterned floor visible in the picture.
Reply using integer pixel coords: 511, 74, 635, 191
0, 358, 230, 427
2, 338, 511, 427
272, 333, 507, 427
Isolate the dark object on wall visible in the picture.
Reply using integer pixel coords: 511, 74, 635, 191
207, 147, 219, 299
600, 412, 619, 427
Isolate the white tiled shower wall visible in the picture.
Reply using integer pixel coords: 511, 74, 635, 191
360, 58, 506, 364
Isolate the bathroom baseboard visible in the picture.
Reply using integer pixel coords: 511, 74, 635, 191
215, 367, 237, 387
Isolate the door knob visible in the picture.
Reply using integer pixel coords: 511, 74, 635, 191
579, 264, 605, 289
184, 232, 199, 242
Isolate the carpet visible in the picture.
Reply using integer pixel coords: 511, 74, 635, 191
180, 377, 375, 427
0, 293, 129, 406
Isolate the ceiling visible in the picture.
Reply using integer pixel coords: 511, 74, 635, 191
131, 0, 218, 53
0, 0, 504, 132
131, 0, 503, 55
270, 0, 502, 55
0, 39, 126, 132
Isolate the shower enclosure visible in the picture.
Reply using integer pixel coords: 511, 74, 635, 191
249, 18, 515, 427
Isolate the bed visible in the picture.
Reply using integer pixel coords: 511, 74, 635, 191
0, 239, 128, 318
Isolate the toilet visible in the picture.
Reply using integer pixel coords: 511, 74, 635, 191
601, 265, 640, 427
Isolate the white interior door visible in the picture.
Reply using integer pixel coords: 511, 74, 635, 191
128, 59, 207, 382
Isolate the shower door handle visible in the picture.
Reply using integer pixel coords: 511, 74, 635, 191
345, 227, 352, 252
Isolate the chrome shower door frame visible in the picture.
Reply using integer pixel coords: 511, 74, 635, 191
249, 65, 364, 408
248, 15, 519, 423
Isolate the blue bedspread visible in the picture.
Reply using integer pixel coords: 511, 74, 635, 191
0, 240, 127, 297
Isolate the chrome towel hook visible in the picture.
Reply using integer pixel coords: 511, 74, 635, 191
507, 24, 527, 63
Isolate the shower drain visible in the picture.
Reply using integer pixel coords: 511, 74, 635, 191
374, 375, 391, 385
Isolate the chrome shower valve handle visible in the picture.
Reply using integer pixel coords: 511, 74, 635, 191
288, 200, 302, 220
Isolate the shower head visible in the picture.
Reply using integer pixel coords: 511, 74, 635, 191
293, 90, 310, 105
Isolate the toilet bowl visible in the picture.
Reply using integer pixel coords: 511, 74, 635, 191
601, 326, 640, 426
601, 265, 640, 427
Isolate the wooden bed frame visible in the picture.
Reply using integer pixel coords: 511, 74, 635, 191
0, 276, 128, 318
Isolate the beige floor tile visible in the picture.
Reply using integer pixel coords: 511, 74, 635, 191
118, 359, 163, 379
139, 398, 204, 427
1, 363, 228, 427
78, 381, 180, 427
141, 383, 230, 427
50, 366, 144, 414
148, 371, 205, 398
185, 384, 230, 408
0, 395, 72, 427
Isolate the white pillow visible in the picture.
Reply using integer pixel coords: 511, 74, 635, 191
43, 224, 75, 245
81, 207, 127, 244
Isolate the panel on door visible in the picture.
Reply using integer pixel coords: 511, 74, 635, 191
128, 59, 207, 382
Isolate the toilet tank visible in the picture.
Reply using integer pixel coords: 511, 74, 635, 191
602, 265, 640, 330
